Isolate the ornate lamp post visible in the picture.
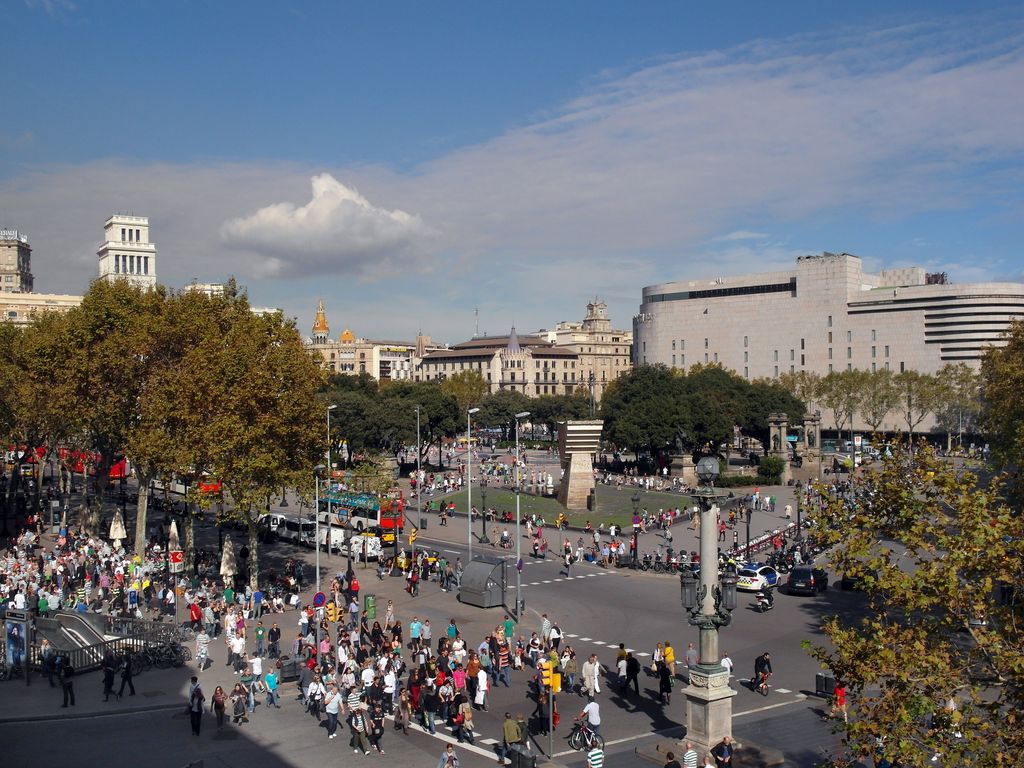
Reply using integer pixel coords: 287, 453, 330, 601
467, 407, 480, 561
679, 456, 737, 756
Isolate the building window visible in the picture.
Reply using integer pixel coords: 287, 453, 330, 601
144, 256, 149, 275
789, 350, 794, 361
744, 351, 748, 363
801, 354, 805, 366
790, 365, 795, 373
847, 363, 852, 371
773, 350, 778, 362
744, 367, 748, 378
847, 330, 852, 342
884, 362, 889, 371
713, 352, 718, 363
871, 329, 877, 341
828, 332, 832, 343
744, 336, 748, 348
800, 338, 805, 350
680, 339, 685, 350
828, 315, 833, 327
672, 355, 676, 366
871, 346, 876, 358
704, 338, 709, 349
774, 365, 779, 377
681, 354, 685, 366
900, 361, 905, 373
136, 229, 141, 242
885, 345, 890, 357
872, 363, 876, 373
828, 348, 833, 360
847, 347, 852, 359
829, 364, 833, 373
671, 340, 676, 351
121, 228, 126, 241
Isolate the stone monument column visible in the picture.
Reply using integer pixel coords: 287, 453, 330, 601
768, 412, 792, 485
556, 421, 603, 510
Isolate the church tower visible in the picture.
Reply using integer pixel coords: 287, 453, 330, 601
312, 299, 330, 344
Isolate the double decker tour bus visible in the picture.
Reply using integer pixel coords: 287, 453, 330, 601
318, 491, 405, 535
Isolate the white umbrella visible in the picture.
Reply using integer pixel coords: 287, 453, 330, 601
109, 509, 127, 549
220, 537, 237, 579
168, 520, 181, 552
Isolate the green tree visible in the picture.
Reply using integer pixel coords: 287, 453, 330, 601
531, 393, 591, 439
981, 320, 1024, 487
441, 370, 489, 415
818, 370, 866, 442
859, 368, 899, 433
195, 296, 326, 589
777, 370, 822, 407
934, 362, 981, 450
892, 370, 942, 441
601, 365, 688, 456
476, 389, 533, 440
806, 445, 1024, 766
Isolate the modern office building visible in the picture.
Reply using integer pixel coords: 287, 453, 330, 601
534, 300, 633, 402
0, 229, 34, 293
307, 299, 441, 381
97, 214, 157, 289
634, 251, 1024, 400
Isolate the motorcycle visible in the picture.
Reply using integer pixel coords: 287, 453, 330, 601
640, 552, 653, 571
755, 589, 775, 612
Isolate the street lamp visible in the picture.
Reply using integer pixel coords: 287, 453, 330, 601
630, 491, 641, 569
313, 464, 326, 594
414, 405, 422, 563
514, 411, 530, 619
467, 407, 480, 562
678, 455, 737, 755
326, 404, 337, 560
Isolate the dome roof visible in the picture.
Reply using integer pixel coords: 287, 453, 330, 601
312, 299, 330, 335
340, 328, 355, 343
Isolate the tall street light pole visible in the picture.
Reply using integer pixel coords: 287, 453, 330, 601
514, 411, 530, 619
313, 463, 325, 656
414, 405, 421, 563
326, 404, 337, 561
467, 407, 480, 563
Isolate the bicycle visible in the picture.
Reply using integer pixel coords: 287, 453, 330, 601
755, 671, 771, 696
568, 721, 605, 751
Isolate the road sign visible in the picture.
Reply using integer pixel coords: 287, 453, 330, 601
312, 591, 326, 607
169, 550, 184, 573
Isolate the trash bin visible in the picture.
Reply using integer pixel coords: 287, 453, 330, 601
364, 594, 377, 620
511, 745, 536, 768
420, 516, 427, 530
816, 671, 835, 697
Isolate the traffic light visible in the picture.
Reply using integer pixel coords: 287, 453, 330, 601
409, 527, 418, 544
326, 602, 339, 623
540, 661, 553, 687
552, 671, 562, 694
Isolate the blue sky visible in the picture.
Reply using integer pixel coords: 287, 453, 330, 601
2, 1, 1023, 342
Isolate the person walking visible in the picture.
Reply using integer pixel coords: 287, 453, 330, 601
230, 682, 248, 725
711, 736, 734, 768
682, 742, 699, 768
211, 685, 227, 730
581, 653, 601, 696
349, 703, 371, 755
188, 676, 205, 735
369, 701, 386, 754
117, 651, 136, 697
102, 651, 116, 701
59, 659, 75, 708
625, 652, 641, 696
264, 666, 281, 708
498, 711, 522, 764
437, 743, 460, 768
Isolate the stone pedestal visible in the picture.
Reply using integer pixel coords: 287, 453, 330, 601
670, 455, 697, 487
556, 420, 603, 510
768, 412, 793, 485
683, 663, 737, 756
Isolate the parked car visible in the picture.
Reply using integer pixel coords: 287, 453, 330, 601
786, 566, 829, 595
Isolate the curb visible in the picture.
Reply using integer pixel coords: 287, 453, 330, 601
0, 701, 183, 724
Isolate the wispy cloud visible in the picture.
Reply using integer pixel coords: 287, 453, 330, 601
2, 13, 1022, 341
25, 0, 75, 17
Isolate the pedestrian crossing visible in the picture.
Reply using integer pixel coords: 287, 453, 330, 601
558, 632, 651, 658
521, 572, 611, 587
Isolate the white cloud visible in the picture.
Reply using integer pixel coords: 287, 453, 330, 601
220, 174, 435, 278
714, 231, 768, 242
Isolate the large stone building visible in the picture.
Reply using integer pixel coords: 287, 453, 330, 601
535, 300, 633, 402
0, 229, 34, 293
416, 327, 583, 396
97, 214, 157, 289
307, 299, 440, 381
633, 252, 1024, 430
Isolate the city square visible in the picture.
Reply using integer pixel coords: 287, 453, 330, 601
2, 3, 1023, 768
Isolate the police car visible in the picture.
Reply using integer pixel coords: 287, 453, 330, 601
736, 563, 780, 592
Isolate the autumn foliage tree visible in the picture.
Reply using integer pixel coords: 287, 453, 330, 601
807, 445, 1024, 766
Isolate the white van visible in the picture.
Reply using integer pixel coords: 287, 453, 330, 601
318, 530, 383, 561
278, 516, 316, 547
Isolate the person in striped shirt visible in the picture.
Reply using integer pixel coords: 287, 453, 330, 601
682, 742, 699, 768
587, 747, 605, 768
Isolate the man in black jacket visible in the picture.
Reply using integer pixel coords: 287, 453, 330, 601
625, 652, 641, 696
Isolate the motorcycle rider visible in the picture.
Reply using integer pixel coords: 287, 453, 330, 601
754, 652, 773, 692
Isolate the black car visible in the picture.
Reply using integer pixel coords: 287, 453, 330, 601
786, 566, 829, 595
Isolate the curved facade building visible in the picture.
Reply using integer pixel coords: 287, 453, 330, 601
634, 251, 1024, 391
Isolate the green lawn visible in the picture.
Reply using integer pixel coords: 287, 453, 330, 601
429, 485, 696, 528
